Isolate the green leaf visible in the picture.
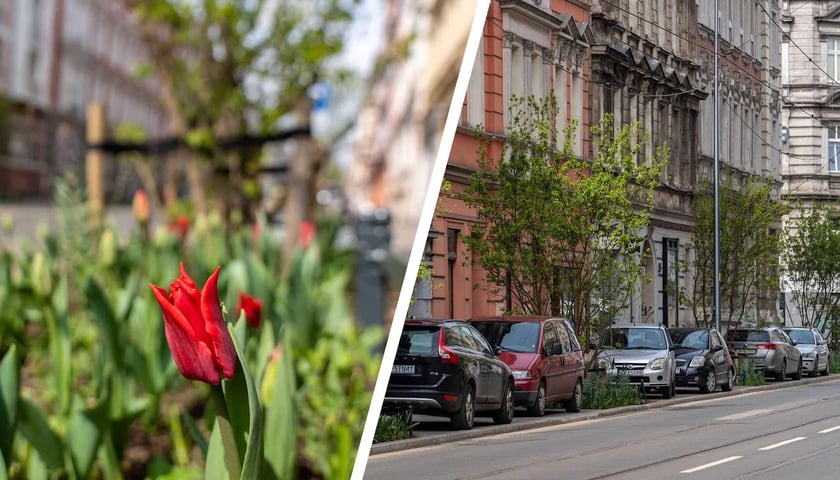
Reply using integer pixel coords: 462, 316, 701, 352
181, 409, 209, 457
262, 334, 297, 480
85, 278, 120, 367
228, 320, 263, 480
204, 418, 233, 480
67, 410, 101, 478
17, 399, 64, 470
0, 345, 19, 463
0, 448, 7, 480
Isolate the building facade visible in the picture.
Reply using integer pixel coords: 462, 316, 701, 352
780, 1, 840, 326
0, 0, 168, 199
417, 0, 593, 320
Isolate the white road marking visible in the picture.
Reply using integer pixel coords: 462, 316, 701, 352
715, 409, 772, 421
758, 437, 806, 451
680, 456, 742, 473
819, 425, 840, 434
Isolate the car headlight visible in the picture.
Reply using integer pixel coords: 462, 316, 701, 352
689, 356, 705, 368
650, 358, 665, 370
512, 370, 532, 380
598, 358, 611, 370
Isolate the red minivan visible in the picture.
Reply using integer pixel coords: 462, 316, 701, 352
470, 316, 585, 416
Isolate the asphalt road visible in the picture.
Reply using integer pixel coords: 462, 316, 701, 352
364, 377, 840, 479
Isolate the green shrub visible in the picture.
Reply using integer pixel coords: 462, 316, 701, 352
735, 360, 766, 386
830, 351, 840, 374
582, 373, 641, 409
373, 412, 417, 443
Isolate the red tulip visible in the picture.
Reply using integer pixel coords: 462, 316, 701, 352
149, 263, 237, 384
168, 216, 191, 240
299, 221, 316, 249
237, 292, 263, 329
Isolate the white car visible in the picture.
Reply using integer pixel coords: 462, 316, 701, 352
595, 324, 678, 398
784, 327, 830, 377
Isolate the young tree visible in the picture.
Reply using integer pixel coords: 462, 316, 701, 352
684, 170, 785, 328
460, 94, 666, 339
782, 203, 840, 328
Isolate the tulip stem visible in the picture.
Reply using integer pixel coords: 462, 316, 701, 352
211, 384, 241, 479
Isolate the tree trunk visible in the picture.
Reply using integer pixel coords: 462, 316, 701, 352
185, 154, 207, 217
282, 96, 314, 272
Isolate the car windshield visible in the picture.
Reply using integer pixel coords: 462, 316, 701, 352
671, 330, 708, 349
397, 327, 439, 356
784, 329, 815, 345
601, 328, 666, 350
725, 330, 769, 343
472, 321, 540, 353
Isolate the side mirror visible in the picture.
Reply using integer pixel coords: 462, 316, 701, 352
792, 340, 799, 346
712, 345, 724, 352
669, 344, 680, 351
550, 343, 563, 356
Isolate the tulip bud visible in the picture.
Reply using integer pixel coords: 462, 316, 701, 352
99, 229, 116, 266
132, 190, 150, 225
1, 212, 13, 235
31, 252, 52, 297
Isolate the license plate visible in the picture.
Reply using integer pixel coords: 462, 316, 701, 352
392, 365, 415, 374
736, 349, 756, 355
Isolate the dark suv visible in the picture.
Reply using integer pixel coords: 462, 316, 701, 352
383, 319, 515, 430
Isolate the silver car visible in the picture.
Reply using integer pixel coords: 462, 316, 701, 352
595, 324, 678, 398
784, 327, 830, 377
725, 326, 802, 381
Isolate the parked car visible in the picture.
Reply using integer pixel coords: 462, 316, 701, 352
724, 326, 802, 381
594, 324, 678, 398
383, 319, 515, 430
470, 316, 585, 416
669, 327, 735, 393
784, 327, 830, 377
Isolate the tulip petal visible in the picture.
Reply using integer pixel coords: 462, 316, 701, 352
163, 314, 221, 384
149, 283, 196, 338
201, 267, 237, 379
171, 273, 206, 343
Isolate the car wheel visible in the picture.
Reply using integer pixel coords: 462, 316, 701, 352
527, 381, 547, 417
821, 354, 830, 376
793, 359, 803, 380
775, 360, 786, 382
450, 384, 475, 430
563, 380, 583, 413
699, 369, 716, 394
492, 380, 515, 425
662, 375, 675, 399
721, 367, 734, 392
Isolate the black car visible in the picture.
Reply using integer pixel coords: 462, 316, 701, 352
670, 327, 735, 393
383, 319, 515, 430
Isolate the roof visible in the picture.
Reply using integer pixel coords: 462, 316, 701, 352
470, 315, 566, 323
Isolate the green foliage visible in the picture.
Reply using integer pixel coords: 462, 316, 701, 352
829, 351, 840, 374
782, 202, 840, 328
1, 196, 380, 479
582, 373, 641, 409
374, 412, 417, 443
461, 93, 665, 339
735, 360, 766, 386
685, 168, 786, 328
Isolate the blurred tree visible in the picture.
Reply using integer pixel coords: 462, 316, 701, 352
125, 0, 357, 237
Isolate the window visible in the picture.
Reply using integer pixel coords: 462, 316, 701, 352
542, 323, 558, 355
554, 322, 572, 353
828, 37, 840, 83
829, 125, 840, 172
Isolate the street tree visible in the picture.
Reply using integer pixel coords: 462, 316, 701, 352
684, 170, 785, 329
782, 202, 840, 328
125, 0, 357, 247
461, 94, 666, 340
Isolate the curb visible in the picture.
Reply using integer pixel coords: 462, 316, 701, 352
370, 374, 839, 456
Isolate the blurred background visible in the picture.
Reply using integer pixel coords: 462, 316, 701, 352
0, 0, 478, 478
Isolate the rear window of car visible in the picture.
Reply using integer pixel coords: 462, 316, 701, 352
472, 321, 540, 353
398, 327, 439, 355
725, 329, 769, 343
784, 329, 815, 345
